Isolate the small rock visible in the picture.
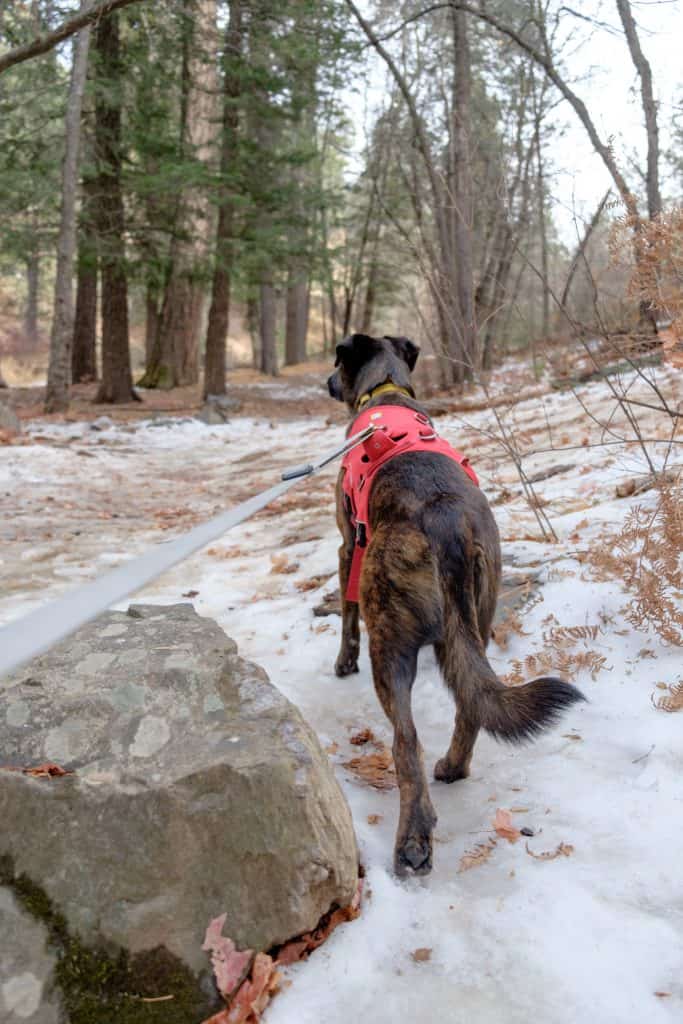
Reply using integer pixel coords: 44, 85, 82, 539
89, 415, 114, 432
0, 403, 21, 435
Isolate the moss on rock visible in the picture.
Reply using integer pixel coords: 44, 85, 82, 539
0, 854, 216, 1024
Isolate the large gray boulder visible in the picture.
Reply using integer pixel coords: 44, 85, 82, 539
0, 889, 61, 1024
0, 604, 357, 1020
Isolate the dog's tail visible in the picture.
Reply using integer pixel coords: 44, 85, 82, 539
439, 616, 584, 743
442, 620, 585, 743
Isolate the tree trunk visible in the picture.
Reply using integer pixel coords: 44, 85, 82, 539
204, 0, 242, 398
94, 11, 135, 403
72, 174, 98, 382
24, 253, 39, 345
144, 285, 160, 368
561, 189, 611, 310
44, 8, 91, 413
616, 0, 660, 221
247, 294, 260, 368
451, 4, 476, 377
259, 281, 277, 376
144, 0, 218, 389
284, 275, 308, 365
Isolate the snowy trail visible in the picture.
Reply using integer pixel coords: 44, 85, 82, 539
1, 364, 682, 1022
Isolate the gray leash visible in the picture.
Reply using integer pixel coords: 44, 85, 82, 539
0, 423, 375, 679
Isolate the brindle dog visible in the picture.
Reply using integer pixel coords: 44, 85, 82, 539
328, 332, 584, 877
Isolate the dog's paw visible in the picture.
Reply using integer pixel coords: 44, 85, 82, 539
334, 652, 359, 677
394, 834, 433, 877
433, 757, 469, 784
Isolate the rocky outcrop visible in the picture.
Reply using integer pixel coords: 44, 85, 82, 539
0, 604, 357, 1020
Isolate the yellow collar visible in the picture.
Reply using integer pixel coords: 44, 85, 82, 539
356, 382, 413, 410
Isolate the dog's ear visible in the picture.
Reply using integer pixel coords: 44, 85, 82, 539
385, 335, 420, 372
335, 333, 375, 368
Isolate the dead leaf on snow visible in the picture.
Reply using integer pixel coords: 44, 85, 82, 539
270, 554, 298, 575
295, 573, 334, 593
493, 808, 521, 844
182, 590, 199, 598
411, 948, 432, 963
367, 814, 383, 825
325, 741, 339, 755
343, 745, 397, 790
349, 727, 375, 746
458, 838, 497, 873
652, 681, 683, 713
207, 546, 247, 559
525, 841, 574, 861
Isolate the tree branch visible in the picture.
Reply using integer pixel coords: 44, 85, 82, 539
356, 1, 640, 219
0, 0, 145, 76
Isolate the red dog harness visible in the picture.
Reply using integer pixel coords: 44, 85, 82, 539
341, 404, 479, 602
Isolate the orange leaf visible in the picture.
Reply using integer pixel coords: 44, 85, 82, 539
493, 808, 521, 844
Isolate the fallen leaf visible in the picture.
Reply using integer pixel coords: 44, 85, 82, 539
493, 808, 521, 844
202, 914, 253, 1001
654, 992, 671, 999
295, 573, 334, 593
349, 727, 375, 746
182, 590, 199, 598
325, 741, 339, 755
274, 940, 309, 966
270, 553, 298, 575
458, 838, 497, 873
0, 762, 74, 779
525, 841, 574, 861
274, 878, 364, 968
207, 546, 247, 559
367, 814, 383, 825
411, 948, 432, 963
562, 733, 582, 741
343, 744, 397, 790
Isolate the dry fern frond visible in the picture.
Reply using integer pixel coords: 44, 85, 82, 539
525, 841, 574, 861
652, 681, 683, 713
587, 480, 683, 647
458, 838, 497, 873
544, 624, 601, 646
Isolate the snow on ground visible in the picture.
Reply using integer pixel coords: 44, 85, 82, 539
1, 362, 682, 1022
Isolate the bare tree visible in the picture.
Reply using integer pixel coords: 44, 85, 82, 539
615, 0, 660, 220
45, 7, 92, 413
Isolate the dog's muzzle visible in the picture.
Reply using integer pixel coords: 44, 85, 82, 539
327, 373, 343, 401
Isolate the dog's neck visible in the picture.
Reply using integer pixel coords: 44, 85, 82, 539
355, 381, 414, 410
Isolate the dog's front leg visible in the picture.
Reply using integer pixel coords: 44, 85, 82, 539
335, 474, 360, 677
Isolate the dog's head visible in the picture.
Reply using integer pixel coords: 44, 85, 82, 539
326, 333, 420, 410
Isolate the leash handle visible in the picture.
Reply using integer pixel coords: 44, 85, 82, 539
281, 463, 314, 481
281, 423, 375, 481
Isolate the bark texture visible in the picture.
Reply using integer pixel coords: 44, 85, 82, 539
94, 12, 135, 403
204, 0, 242, 398
143, 0, 218, 389
44, 10, 91, 413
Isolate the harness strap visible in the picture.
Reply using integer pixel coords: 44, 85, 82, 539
341, 405, 479, 603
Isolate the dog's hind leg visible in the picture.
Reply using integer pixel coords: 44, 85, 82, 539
362, 524, 440, 875
433, 546, 493, 782
369, 635, 436, 875
433, 684, 480, 783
